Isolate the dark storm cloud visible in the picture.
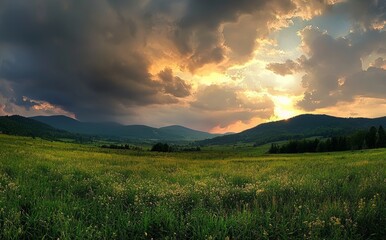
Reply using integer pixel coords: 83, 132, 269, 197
172, 0, 313, 70
158, 68, 191, 98
0, 0, 334, 121
0, 80, 18, 113
0, 0, 180, 120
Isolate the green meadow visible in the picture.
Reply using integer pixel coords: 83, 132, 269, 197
0, 134, 384, 239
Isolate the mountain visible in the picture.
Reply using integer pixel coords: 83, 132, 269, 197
31, 115, 219, 141
159, 125, 222, 141
0, 115, 73, 139
6, 114, 386, 144
31, 115, 162, 139
200, 114, 386, 146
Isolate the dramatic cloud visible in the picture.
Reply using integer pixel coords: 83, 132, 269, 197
268, 19, 385, 111
0, 0, 384, 131
296, 27, 362, 110
191, 85, 274, 127
172, 0, 335, 70
0, 0, 334, 122
266, 59, 302, 76
158, 68, 191, 98
343, 67, 386, 99
0, 0, 175, 120
0, 78, 74, 117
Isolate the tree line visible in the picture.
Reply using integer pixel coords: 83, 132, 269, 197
101, 144, 143, 151
151, 143, 201, 152
269, 126, 386, 154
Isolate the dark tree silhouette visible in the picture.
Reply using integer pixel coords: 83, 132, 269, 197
376, 126, 386, 148
269, 126, 386, 154
350, 130, 366, 150
269, 143, 280, 153
151, 143, 172, 152
365, 126, 377, 149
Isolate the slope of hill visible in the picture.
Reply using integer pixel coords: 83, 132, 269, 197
0, 115, 73, 139
159, 125, 222, 141
31, 116, 219, 141
201, 114, 386, 146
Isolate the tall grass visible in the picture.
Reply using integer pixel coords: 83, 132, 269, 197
0, 134, 385, 239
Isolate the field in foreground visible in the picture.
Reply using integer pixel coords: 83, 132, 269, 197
0, 135, 385, 239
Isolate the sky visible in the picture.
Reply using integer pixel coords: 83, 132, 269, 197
0, 0, 385, 133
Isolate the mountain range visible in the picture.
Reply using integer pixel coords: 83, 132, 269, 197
2, 114, 386, 145
30, 115, 220, 141
200, 114, 386, 145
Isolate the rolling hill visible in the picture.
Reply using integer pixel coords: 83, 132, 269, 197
31, 115, 219, 141
7, 114, 386, 144
158, 125, 221, 141
200, 114, 386, 146
0, 115, 74, 139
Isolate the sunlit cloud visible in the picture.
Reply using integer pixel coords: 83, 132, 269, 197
0, 0, 385, 132
272, 95, 302, 120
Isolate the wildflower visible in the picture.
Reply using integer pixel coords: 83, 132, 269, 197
358, 198, 365, 211
330, 216, 341, 226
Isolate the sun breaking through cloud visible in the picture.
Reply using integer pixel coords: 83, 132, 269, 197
0, 0, 385, 132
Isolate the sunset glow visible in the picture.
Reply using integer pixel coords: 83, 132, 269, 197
273, 96, 297, 120
0, 0, 385, 132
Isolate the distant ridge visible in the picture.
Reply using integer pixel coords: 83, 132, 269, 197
5, 114, 385, 144
200, 114, 386, 146
158, 125, 222, 140
31, 115, 219, 141
0, 115, 73, 139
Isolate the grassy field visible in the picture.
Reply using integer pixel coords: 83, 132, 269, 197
0, 134, 385, 239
